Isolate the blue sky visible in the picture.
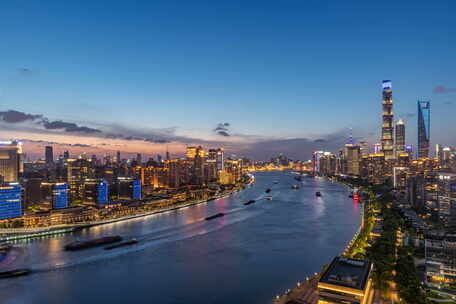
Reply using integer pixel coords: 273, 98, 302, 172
0, 1, 455, 159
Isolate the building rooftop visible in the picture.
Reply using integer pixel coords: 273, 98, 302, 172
319, 256, 372, 291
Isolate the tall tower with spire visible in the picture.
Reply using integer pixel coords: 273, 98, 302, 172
381, 80, 394, 160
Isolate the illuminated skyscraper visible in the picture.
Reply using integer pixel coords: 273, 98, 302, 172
395, 119, 405, 157
0, 141, 22, 183
186, 146, 197, 159
45, 146, 53, 164
359, 141, 369, 156
417, 100, 431, 158
0, 184, 22, 219
343, 144, 361, 176
373, 143, 381, 154
381, 80, 394, 160
313, 151, 325, 174
208, 148, 224, 171
83, 179, 108, 205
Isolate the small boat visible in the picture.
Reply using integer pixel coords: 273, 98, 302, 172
205, 213, 225, 220
244, 200, 256, 206
0, 244, 12, 252
291, 185, 300, 190
64, 236, 123, 251
104, 239, 138, 250
0, 269, 30, 279
348, 193, 353, 198
294, 176, 303, 181
266, 196, 273, 200
273, 181, 279, 184
265, 188, 271, 193
316, 191, 322, 197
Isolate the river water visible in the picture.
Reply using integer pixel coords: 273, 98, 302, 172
0, 171, 360, 304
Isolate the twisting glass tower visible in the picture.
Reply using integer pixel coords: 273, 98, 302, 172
381, 80, 394, 160
417, 100, 430, 158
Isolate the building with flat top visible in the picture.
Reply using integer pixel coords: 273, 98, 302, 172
0, 183, 22, 219
0, 141, 22, 183
318, 256, 373, 304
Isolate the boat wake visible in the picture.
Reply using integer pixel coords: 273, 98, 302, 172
28, 196, 278, 273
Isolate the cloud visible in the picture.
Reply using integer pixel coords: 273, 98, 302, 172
0, 110, 42, 123
0, 109, 102, 134
70, 143, 91, 147
41, 119, 101, 133
213, 122, 231, 137
433, 85, 456, 94
217, 131, 230, 137
18, 139, 93, 148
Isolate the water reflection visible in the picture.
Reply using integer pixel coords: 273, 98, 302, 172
0, 171, 360, 304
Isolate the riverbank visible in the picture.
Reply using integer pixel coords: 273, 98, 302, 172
272, 178, 363, 304
0, 179, 254, 242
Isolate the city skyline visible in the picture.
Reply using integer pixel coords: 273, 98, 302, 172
1, 1, 455, 160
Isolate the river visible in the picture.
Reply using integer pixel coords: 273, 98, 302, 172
0, 171, 360, 304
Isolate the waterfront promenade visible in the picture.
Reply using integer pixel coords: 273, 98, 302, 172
0, 181, 251, 241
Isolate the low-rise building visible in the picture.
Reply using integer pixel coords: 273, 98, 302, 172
318, 256, 373, 304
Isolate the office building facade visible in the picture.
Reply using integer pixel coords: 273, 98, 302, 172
381, 80, 394, 160
395, 119, 405, 157
0, 184, 22, 219
45, 146, 54, 164
0, 141, 22, 183
418, 100, 431, 158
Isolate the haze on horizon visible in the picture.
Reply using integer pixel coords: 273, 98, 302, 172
0, 1, 455, 160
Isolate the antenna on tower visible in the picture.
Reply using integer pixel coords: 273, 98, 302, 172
347, 127, 354, 145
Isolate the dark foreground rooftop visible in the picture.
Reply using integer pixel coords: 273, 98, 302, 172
319, 256, 371, 291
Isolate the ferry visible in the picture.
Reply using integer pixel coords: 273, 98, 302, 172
266, 196, 273, 200
244, 200, 256, 206
316, 191, 322, 197
205, 213, 224, 220
104, 239, 138, 250
0, 269, 30, 279
265, 188, 271, 193
64, 236, 123, 251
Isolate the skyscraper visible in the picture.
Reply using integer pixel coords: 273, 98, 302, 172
417, 100, 431, 159
359, 141, 369, 156
45, 146, 54, 164
136, 153, 142, 165
52, 183, 69, 209
381, 80, 394, 160
395, 119, 405, 157
0, 141, 22, 183
343, 144, 361, 176
116, 150, 121, 164
373, 143, 382, 154
0, 183, 22, 219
